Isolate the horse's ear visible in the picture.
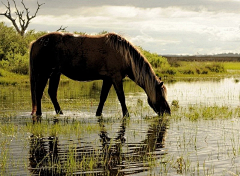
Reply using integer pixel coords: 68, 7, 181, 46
159, 82, 163, 87
159, 77, 162, 81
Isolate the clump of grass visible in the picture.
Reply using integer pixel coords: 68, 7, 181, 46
160, 67, 177, 75
184, 106, 235, 121
171, 100, 179, 109
26, 119, 101, 137
205, 62, 225, 73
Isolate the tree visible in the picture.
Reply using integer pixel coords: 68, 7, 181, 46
0, 0, 44, 36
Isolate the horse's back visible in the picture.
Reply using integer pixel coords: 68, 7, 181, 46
30, 32, 128, 81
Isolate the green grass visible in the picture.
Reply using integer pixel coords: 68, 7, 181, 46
0, 61, 239, 85
0, 68, 28, 85
224, 62, 240, 70
156, 61, 240, 78
176, 105, 239, 121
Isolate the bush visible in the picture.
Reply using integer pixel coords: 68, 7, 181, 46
139, 47, 170, 68
1, 53, 29, 74
0, 23, 47, 75
205, 63, 225, 73
201, 69, 208, 74
180, 68, 195, 74
161, 68, 177, 75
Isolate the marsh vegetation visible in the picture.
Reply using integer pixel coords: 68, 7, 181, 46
0, 77, 239, 175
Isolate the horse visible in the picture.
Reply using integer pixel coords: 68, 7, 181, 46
29, 32, 171, 119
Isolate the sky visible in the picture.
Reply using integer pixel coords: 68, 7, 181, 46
1, 0, 240, 55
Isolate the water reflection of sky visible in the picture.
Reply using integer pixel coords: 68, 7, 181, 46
166, 78, 240, 107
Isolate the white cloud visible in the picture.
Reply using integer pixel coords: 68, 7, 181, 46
2, 1, 240, 54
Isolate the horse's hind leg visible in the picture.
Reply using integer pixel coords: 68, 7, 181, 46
96, 79, 112, 116
36, 74, 49, 116
48, 72, 63, 115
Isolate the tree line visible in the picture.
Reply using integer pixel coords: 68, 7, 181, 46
0, 22, 46, 74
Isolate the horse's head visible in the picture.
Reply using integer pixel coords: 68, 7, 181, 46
148, 82, 171, 116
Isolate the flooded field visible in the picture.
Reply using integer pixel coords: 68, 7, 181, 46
0, 77, 240, 175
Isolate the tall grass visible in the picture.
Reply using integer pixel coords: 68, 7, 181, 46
158, 61, 226, 77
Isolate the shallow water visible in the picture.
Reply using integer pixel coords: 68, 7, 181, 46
0, 77, 239, 175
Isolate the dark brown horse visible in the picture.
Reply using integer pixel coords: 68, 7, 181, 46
30, 32, 170, 118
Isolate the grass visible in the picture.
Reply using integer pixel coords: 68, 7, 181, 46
0, 61, 239, 85
156, 61, 240, 78
0, 68, 28, 85
224, 62, 240, 70
182, 105, 238, 121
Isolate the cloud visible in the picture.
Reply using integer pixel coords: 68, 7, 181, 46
1, 0, 240, 54
27, 5, 240, 54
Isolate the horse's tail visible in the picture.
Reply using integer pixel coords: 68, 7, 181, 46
29, 41, 37, 115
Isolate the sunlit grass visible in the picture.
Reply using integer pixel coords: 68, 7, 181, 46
224, 62, 240, 70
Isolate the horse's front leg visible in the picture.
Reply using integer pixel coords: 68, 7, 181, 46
96, 79, 112, 116
112, 78, 129, 117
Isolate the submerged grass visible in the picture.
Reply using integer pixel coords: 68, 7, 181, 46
1, 104, 240, 175
26, 118, 101, 137
183, 105, 238, 121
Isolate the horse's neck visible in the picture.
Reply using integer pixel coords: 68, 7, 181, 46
131, 68, 157, 103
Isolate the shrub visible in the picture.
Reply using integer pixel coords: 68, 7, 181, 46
9, 54, 29, 74
139, 48, 170, 68
161, 68, 177, 75
0, 23, 47, 75
1, 53, 29, 75
181, 69, 195, 75
205, 63, 225, 73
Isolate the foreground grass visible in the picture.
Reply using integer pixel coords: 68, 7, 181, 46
0, 105, 240, 175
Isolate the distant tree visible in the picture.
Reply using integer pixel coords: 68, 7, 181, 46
56, 26, 68, 32
0, 0, 44, 36
98, 30, 108, 35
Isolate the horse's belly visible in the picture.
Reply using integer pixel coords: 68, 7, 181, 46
61, 67, 103, 81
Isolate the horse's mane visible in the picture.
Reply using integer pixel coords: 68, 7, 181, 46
105, 33, 159, 103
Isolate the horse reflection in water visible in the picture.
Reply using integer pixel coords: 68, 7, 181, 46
28, 117, 168, 175
98, 117, 168, 175
29, 136, 60, 175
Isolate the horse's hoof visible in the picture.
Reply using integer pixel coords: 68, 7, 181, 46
124, 112, 130, 117
56, 110, 63, 115
96, 112, 102, 117
32, 115, 42, 123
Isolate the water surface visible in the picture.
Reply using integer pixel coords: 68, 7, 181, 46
0, 77, 239, 175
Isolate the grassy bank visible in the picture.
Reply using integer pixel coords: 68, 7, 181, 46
0, 68, 29, 85
1, 61, 239, 86
155, 61, 240, 78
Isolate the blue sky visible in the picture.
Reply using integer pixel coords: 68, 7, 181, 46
1, 0, 240, 55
